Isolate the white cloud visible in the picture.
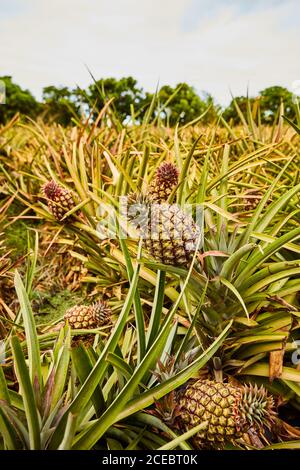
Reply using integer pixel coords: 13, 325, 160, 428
0, 0, 299, 105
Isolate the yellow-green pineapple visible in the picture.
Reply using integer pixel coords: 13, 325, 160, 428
127, 192, 201, 266
179, 379, 276, 447
64, 300, 111, 329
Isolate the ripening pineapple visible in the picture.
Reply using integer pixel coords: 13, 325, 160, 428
127, 193, 201, 266
178, 379, 276, 448
42, 180, 76, 221
148, 162, 179, 203
64, 300, 112, 330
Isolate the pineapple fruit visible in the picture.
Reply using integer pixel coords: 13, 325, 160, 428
64, 300, 111, 329
127, 193, 201, 266
148, 162, 179, 203
42, 180, 76, 221
178, 379, 276, 448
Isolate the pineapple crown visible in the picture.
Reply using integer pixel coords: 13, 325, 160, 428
126, 192, 150, 232
155, 163, 179, 186
42, 180, 63, 200
154, 351, 196, 383
92, 300, 112, 325
152, 391, 182, 427
126, 192, 151, 207
235, 383, 276, 432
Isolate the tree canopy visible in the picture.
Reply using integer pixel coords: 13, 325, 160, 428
260, 86, 295, 123
42, 86, 80, 126
157, 83, 206, 125
0, 76, 40, 124
223, 86, 296, 125
0, 76, 298, 128
87, 77, 145, 123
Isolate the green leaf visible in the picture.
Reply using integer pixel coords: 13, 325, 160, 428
10, 335, 41, 449
234, 227, 300, 289
0, 407, 20, 449
235, 157, 297, 249
219, 277, 249, 319
254, 182, 300, 235
0, 366, 10, 404
204, 202, 240, 223
158, 421, 208, 450
14, 271, 42, 387
117, 321, 232, 422
58, 413, 78, 450
243, 267, 300, 297
25, 230, 38, 297
220, 243, 255, 280
71, 344, 105, 416
217, 143, 229, 232
240, 363, 300, 382
106, 352, 133, 381
119, 237, 146, 362
177, 135, 201, 205
50, 327, 71, 413
146, 270, 166, 349
134, 413, 192, 450
263, 440, 300, 450
175, 280, 208, 361
282, 115, 300, 134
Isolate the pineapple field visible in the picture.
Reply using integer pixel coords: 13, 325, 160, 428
0, 101, 300, 451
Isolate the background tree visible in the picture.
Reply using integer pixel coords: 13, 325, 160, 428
42, 86, 81, 126
87, 76, 145, 123
0, 76, 297, 128
223, 86, 296, 125
156, 83, 211, 125
223, 96, 255, 125
259, 86, 295, 124
0, 76, 39, 124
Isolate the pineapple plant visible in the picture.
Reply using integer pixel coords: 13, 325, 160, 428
178, 379, 276, 448
42, 179, 76, 221
151, 353, 278, 449
1, 92, 300, 451
127, 192, 201, 266
148, 162, 179, 203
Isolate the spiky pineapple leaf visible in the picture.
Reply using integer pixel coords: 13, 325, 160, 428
10, 335, 41, 450
14, 271, 42, 387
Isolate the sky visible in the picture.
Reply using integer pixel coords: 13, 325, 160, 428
0, 0, 299, 106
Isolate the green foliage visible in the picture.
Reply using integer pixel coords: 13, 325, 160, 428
0, 259, 230, 449
157, 83, 214, 125
87, 76, 145, 122
223, 86, 297, 125
223, 96, 256, 125
260, 86, 295, 123
42, 85, 80, 126
0, 110, 300, 449
0, 76, 40, 124
0, 76, 299, 129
